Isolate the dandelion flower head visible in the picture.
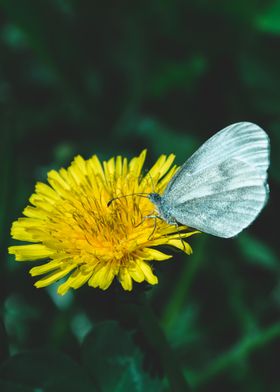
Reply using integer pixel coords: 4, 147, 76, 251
9, 150, 196, 294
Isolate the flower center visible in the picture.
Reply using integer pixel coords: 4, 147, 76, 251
47, 192, 153, 266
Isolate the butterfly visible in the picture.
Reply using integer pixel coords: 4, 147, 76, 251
148, 122, 270, 238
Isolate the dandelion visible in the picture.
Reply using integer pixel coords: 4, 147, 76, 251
8, 150, 197, 294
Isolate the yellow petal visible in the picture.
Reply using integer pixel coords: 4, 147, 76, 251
71, 269, 93, 289
122, 157, 128, 176
11, 221, 36, 242
34, 264, 76, 288
58, 168, 71, 184
119, 267, 133, 291
158, 154, 176, 177
103, 157, 115, 179
128, 265, 145, 283
115, 156, 123, 177
68, 156, 87, 185
35, 182, 60, 203
30, 259, 62, 276
147, 154, 176, 180
144, 248, 172, 261
57, 268, 93, 295
137, 261, 158, 285
48, 170, 70, 193
157, 166, 178, 191
8, 244, 55, 261
149, 230, 198, 247
145, 154, 165, 180
57, 283, 70, 296
23, 206, 48, 219
28, 196, 55, 212
73, 155, 87, 175
87, 155, 105, 179
88, 265, 115, 290
129, 150, 147, 177
167, 239, 193, 254
179, 230, 200, 238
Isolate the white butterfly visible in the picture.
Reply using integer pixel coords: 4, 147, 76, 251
149, 122, 270, 238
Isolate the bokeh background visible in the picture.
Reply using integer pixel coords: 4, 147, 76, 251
1, 1, 280, 391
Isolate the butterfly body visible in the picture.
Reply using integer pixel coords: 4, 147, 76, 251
148, 192, 177, 225
149, 122, 270, 238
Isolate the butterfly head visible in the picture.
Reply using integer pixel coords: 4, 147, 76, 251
148, 193, 176, 225
148, 193, 162, 206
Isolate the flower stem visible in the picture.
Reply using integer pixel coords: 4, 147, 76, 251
162, 236, 207, 333
140, 294, 192, 391
119, 292, 192, 391
188, 321, 280, 387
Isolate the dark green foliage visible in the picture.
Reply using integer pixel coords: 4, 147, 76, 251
82, 320, 163, 391
0, 349, 96, 391
0, 1, 279, 391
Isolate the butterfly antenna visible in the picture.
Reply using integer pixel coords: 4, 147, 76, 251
107, 193, 150, 207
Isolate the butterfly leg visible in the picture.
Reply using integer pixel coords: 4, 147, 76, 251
171, 222, 186, 251
147, 215, 160, 240
135, 213, 162, 239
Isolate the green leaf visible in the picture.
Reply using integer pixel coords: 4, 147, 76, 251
82, 321, 163, 392
255, 1, 280, 34
149, 55, 207, 97
0, 349, 96, 392
237, 233, 279, 271
0, 379, 34, 392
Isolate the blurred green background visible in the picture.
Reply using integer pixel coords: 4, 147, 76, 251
0, 1, 280, 391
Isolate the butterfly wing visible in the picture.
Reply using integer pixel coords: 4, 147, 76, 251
164, 122, 269, 195
162, 122, 270, 238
